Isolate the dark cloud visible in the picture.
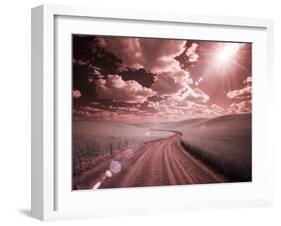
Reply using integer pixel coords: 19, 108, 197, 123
72, 35, 123, 75
119, 68, 155, 88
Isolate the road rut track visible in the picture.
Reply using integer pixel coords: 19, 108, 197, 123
74, 131, 227, 190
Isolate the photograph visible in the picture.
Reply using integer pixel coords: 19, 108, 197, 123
72, 34, 252, 190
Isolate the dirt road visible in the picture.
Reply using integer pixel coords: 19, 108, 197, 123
74, 133, 227, 190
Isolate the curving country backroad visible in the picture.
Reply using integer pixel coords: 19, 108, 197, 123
74, 132, 227, 190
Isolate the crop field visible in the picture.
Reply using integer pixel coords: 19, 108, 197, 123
73, 113, 252, 189
73, 121, 171, 177
161, 114, 252, 181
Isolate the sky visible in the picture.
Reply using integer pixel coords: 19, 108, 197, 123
72, 35, 252, 122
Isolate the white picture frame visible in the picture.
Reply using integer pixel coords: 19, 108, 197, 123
31, 4, 274, 221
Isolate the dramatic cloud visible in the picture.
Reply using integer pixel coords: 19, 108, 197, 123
96, 37, 186, 73
183, 87, 210, 104
89, 65, 102, 76
84, 65, 104, 83
96, 37, 200, 104
73, 106, 147, 121
210, 104, 225, 115
226, 77, 252, 114
146, 94, 224, 120
80, 106, 103, 113
72, 35, 252, 121
73, 108, 118, 121
95, 75, 156, 103
73, 109, 90, 120
243, 76, 252, 84
108, 106, 139, 112
227, 86, 251, 101
186, 43, 199, 62
73, 90, 82, 99
151, 68, 193, 95
228, 100, 251, 113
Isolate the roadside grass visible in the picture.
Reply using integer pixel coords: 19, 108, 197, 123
179, 114, 252, 182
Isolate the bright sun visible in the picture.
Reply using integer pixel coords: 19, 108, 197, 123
208, 43, 243, 77
216, 43, 240, 63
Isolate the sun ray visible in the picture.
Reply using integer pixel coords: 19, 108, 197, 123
230, 58, 250, 72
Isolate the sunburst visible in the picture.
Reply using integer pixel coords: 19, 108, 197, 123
216, 43, 240, 63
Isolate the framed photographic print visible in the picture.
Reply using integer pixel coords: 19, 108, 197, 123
31, 4, 274, 221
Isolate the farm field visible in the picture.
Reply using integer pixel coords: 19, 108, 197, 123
73, 114, 251, 190
72, 121, 172, 185
157, 113, 252, 181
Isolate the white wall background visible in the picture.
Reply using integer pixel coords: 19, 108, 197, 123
0, 0, 280, 225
